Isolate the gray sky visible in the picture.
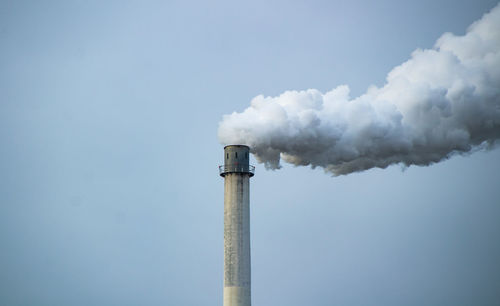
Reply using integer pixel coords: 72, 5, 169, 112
1, 1, 499, 305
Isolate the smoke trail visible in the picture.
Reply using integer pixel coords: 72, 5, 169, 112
218, 4, 500, 175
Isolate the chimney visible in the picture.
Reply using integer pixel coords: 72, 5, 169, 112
219, 145, 255, 306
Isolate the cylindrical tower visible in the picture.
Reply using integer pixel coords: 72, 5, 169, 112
219, 145, 255, 306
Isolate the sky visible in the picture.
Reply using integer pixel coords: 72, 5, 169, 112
1, 1, 499, 305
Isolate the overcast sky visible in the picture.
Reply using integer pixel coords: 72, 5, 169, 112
1, 1, 500, 305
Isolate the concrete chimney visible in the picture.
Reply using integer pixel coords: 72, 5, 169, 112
219, 145, 255, 306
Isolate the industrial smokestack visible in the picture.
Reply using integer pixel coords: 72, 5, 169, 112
218, 4, 500, 175
219, 145, 255, 306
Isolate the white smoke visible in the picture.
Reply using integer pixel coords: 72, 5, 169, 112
218, 4, 500, 175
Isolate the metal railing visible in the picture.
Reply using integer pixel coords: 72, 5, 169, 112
219, 164, 255, 177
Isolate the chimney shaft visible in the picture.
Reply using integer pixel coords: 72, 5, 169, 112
219, 145, 254, 306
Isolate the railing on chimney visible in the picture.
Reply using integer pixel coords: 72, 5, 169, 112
219, 164, 255, 177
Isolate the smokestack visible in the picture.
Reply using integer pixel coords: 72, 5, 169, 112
219, 145, 255, 306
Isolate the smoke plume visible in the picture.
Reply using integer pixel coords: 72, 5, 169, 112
218, 4, 500, 175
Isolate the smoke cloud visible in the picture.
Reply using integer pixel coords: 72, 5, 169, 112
218, 4, 500, 175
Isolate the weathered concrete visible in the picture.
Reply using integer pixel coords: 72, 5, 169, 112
222, 145, 252, 306
224, 173, 251, 306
